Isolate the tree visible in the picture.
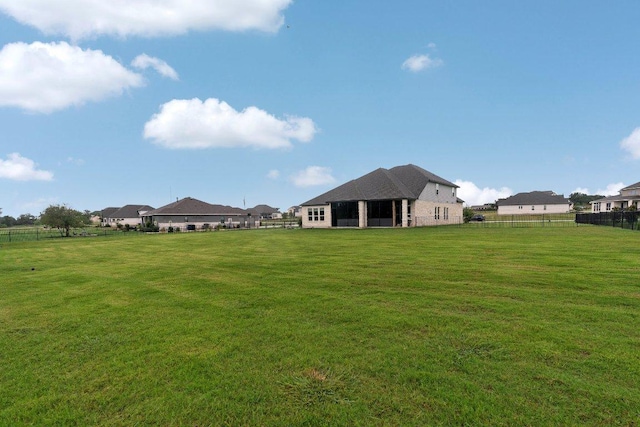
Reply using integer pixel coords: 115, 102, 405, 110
1, 215, 16, 228
15, 213, 36, 226
463, 207, 475, 223
40, 205, 90, 237
569, 192, 603, 211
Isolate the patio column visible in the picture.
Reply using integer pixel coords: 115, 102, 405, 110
402, 199, 409, 227
358, 200, 367, 228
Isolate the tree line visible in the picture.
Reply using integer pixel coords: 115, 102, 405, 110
0, 205, 95, 237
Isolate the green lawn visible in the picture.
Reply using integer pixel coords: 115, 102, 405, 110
1, 227, 639, 425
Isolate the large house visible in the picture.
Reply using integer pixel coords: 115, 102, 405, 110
100, 207, 119, 227
103, 205, 154, 227
247, 204, 281, 220
301, 164, 463, 228
141, 197, 252, 230
591, 181, 640, 213
496, 191, 571, 215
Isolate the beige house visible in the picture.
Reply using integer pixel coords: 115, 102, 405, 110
104, 205, 154, 227
142, 197, 253, 230
496, 191, 570, 215
591, 181, 640, 213
301, 164, 463, 228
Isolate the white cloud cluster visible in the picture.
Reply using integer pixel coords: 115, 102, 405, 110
0, 0, 292, 40
620, 127, 640, 159
0, 41, 144, 113
267, 169, 280, 179
144, 98, 317, 150
597, 182, 625, 196
454, 180, 512, 206
0, 153, 53, 181
401, 54, 443, 72
291, 166, 336, 188
573, 184, 624, 197
131, 54, 179, 80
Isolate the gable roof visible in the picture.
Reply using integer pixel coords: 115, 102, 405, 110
302, 164, 457, 206
110, 204, 154, 219
144, 197, 246, 216
621, 181, 640, 191
497, 191, 570, 206
248, 204, 280, 215
100, 207, 119, 218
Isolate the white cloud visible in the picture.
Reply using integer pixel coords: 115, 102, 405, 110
0, 153, 53, 181
597, 182, 625, 196
401, 54, 443, 72
66, 157, 85, 165
291, 166, 336, 188
573, 184, 624, 197
131, 54, 178, 80
454, 180, 512, 206
572, 187, 590, 195
0, 41, 144, 113
267, 169, 280, 179
0, 0, 292, 40
144, 98, 317, 150
620, 127, 640, 159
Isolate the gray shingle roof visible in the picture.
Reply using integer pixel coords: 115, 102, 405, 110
497, 191, 569, 206
301, 164, 457, 206
100, 207, 119, 218
109, 204, 154, 219
144, 197, 246, 216
248, 204, 280, 215
621, 181, 640, 191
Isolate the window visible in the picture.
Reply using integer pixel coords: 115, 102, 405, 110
434, 206, 440, 220
435, 183, 439, 195
308, 207, 325, 222
544, 205, 547, 211
444, 207, 449, 220
606, 203, 611, 211
519, 205, 523, 210
531, 206, 535, 210
452, 187, 455, 197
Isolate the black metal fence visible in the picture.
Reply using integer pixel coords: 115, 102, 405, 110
0, 227, 139, 243
575, 212, 639, 230
466, 214, 577, 228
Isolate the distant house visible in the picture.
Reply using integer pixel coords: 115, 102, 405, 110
591, 181, 640, 213
470, 204, 495, 211
288, 206, 302, 218
496, 191, 571, 215
141, 197, 251, 230
100, 207, 119, 226
247, 204, 281, 220
301, 164, 463, 228
106, 205, 154, 228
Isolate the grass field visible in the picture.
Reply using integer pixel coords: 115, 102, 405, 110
1, 226, 639, 425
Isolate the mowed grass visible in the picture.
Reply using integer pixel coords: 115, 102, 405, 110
1, 226, 639, 425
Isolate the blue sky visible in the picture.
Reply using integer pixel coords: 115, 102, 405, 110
1, 0, 639, 218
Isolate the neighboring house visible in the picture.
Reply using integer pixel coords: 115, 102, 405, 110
470, 204, 495, 211
301, 164, 463, 228
100, 207, 120, 226
591, 181, 640, 213
141, 197, 251, 230
247, 204, 281, 220
107, 205, 154, 228
496, 191, 571, 215
288, 206, 302, 217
